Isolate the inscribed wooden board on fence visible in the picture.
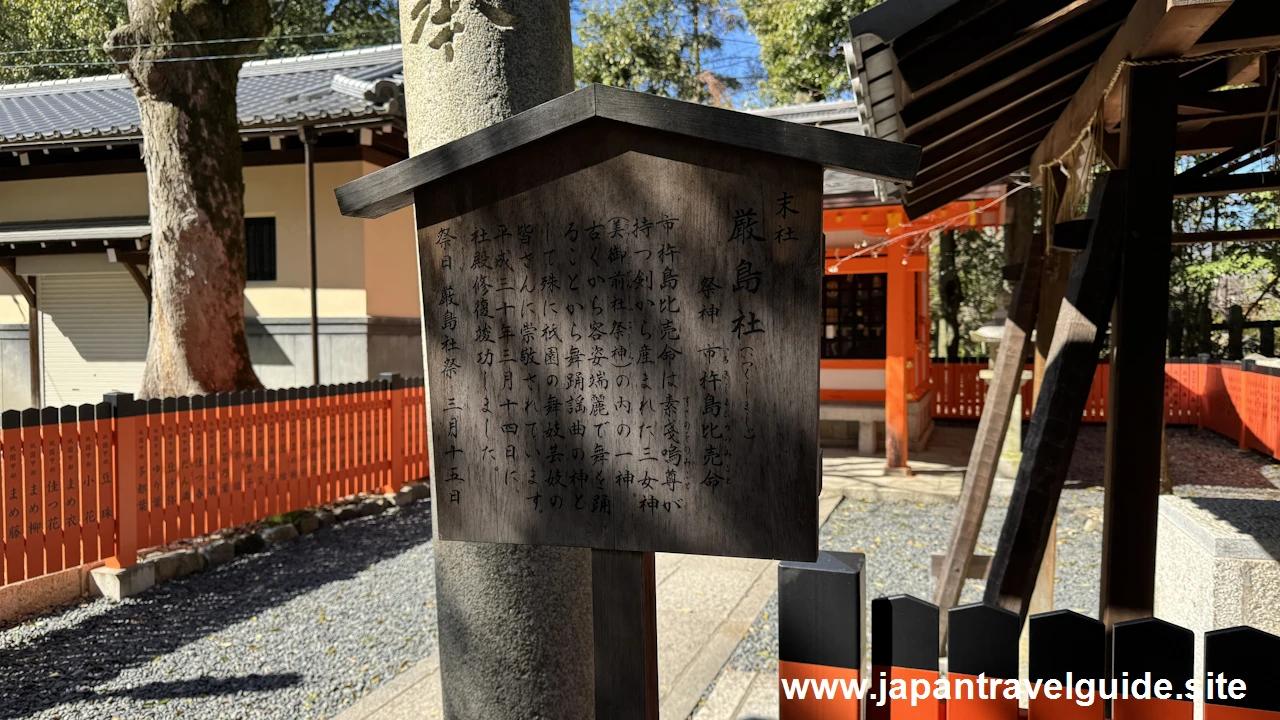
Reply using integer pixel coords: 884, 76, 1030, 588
417, 150, 821, 560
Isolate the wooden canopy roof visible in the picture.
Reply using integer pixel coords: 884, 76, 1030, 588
846, 0, 1280, 219
335, 84, 921, 220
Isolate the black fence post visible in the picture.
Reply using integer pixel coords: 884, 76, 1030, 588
778, 551, 865, 719
1111, 617, 1193, 719
1205, 626, 1280, 716
1228, 305, 1244, 360
1029, 610, 1104, 718
947, 603, 1020, 719
868, 595, 939, 719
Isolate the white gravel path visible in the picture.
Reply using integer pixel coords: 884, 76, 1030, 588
0, 502, 437, 720
721, 487, 1106, 675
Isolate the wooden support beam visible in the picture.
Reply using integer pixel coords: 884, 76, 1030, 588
0, 261, 41, 407
905, 151, 1033, 219
1030, 0, 1234, 174
1173, 170, 1280, 198
935, 231, 1044, 650
0, 258, 36, 307
1101, 63, 1178, 633
1177, 86, 1273, 117
985, 170, 1127, 620
901, 21, 1118, 134
1176, 145, 1255, 177
1177, 116, 1271, 153
122, 262, 152, 307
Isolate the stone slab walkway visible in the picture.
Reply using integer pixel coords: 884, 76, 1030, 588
338, 490, 843, 720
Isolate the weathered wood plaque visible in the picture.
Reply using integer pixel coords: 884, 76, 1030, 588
418, 150, 821, 560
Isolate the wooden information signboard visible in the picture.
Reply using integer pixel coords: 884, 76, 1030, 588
336, 84, 920, 719
419, 150, 823, 560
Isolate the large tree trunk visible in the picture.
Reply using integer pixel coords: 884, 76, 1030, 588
400, 2, 593, 719
106, 0, 269, 399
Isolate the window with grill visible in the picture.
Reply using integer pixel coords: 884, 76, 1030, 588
245, 217, 277, 282
821, 273, 887, 359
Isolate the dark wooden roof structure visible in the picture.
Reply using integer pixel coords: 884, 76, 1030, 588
335, 83, 922, 219
862, 0, 1280, 645
846, 0, 1280, 218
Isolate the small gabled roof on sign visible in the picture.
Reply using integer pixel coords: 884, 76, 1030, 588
335, 84, 922, 219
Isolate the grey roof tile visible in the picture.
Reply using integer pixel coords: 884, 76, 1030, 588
747, 99, 877, 199
0, 44, 404, 145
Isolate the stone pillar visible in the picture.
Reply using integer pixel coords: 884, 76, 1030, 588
399, 3, 594, 718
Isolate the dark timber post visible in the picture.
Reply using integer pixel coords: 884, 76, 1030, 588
934, 231, 1042, 650
1100, 64, 1177, 634
1168, 308, 1184, 358
985, 172, 1125, 620
592, 550, 658, 720
26, 276, 38, 408
302, 126, 321, 385
1227, 304, 1244, 359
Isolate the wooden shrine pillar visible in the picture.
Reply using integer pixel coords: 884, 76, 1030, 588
1100, 64, 1177, 632
885, 241, 912, 473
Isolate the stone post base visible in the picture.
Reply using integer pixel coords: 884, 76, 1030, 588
89, 564, 155, 601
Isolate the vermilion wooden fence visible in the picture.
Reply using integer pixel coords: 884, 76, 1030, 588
930, 360, 1280, 454
1, 375, 428, 587
929, 361, 1114, 422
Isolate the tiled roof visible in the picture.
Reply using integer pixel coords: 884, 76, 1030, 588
747, 99, 877, 199
0, 44, 404, 146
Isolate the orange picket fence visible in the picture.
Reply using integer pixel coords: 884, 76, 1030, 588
930, 360, 1280, 455
1, 375, 428, 588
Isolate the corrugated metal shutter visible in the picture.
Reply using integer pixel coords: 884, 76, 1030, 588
40, 273, 148, 407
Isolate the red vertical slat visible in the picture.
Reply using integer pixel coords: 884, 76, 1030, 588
263, 390, 278, 518
229, 392, 245, 527
193, 396, 211, 537
177, 398, 194, 541
320, 387, 333, 502
77, 405, 101, 565
94, 403, 115, 565
3, 412, 24, 584
215, 393, 232, 531
246, 391, 261, 522
142, 401, 160, 548
21, 410, 44, 580
337, 386, 350, 498
40, 408, 64, 574
60, 407, 82, 570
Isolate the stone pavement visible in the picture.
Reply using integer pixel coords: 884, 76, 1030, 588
339, 425, 981, 720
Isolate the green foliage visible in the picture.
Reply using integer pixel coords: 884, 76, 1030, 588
929, 227, 1006, 358
741, 0, 881, 104
0, 0, 128, 83
1171, 155, 1280, 356
265, 0, 400, 57
574, 0, 744, 104
0, 0, 399, 84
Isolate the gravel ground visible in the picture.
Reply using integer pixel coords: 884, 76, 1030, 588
0, 502, 437, 720
698, 423, 1280, 711
1067, 425, 1280, 489
722, 488, 1106, 676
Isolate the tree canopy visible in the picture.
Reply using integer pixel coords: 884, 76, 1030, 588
0, 0, 398, 84
1171, 157, 1280, 356
574, 0, 745, 104
741, 0, 880, 104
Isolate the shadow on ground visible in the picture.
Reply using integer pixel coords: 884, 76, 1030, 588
0, 502, 433, 719
98, 673, 304, 701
